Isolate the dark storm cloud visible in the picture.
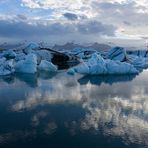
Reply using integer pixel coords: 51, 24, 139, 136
0, 20, 74, 38
63, 13, 78, 21
0, 19, 117, 40
17, 14, 27, 20
78, 21, 116, 36
123, 21, 131, 26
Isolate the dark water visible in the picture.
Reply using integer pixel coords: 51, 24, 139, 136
0, 70, 148, 148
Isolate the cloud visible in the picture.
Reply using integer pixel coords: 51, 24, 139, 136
17, 14, 27, 20
63, 13, 78, 21
0, 0, 148, 45
78, 21, 116, 35
0, 19, 116, 42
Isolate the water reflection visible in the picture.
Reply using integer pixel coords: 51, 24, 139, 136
78, 74, 137, 85
0, 71, 148, 147
0, 72, 57, 88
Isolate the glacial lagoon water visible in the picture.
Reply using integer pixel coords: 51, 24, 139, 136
0, 71, 148, 148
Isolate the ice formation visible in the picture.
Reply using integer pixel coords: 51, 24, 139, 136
0, 42, 148, 76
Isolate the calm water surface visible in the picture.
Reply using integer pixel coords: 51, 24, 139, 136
0, 70, 148, 148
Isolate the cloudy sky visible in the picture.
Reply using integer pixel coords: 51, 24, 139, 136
0, 0, 148, 46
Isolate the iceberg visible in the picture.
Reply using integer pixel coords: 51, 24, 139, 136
23, 42, 39, 54
38, 60, 57, 72
3, 49, 16, 59
15, 53, 26, 62
35, 50, 53, 64
1, 43, 148, 76
0, 59, 14, 76
127, 55, 148, 69
105, 60, 138, 74
107, 47, 127, 62
68, 53, 138, 75
15, 54, 37, 74
70, 47, 97, 59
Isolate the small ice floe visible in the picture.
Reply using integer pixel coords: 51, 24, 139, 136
15, 54, 37, 74
0, 58, 15, 76
38, 60, 57, 72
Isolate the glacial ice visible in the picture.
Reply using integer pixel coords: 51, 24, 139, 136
15, 54, 37, 74
0, 42, 148, 76
107, 47, 127, 62
3, 49, 16, 59
0, 58, 14, 76
23, 42, 39, 54
38, 60, 57, 72
68, 53, 138, 75
127, 55, 148, 69
36, 50, 53, 64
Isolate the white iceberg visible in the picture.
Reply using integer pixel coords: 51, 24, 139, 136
15, 54, 37, 74
38, 60, 57, 72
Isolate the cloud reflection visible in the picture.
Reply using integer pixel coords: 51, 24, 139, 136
1, 72, 148, 146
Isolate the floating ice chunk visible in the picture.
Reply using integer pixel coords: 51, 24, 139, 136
127, 55, 148, 69
3, 49, 16, 59
127, 50, 148, 57
67, 68, 75, 75
68, 53, 139, 75
15, 54, 37, 74
38, 60, 57, 72
35, 50, 53, 64
70, 48, 96, 59
74, 63, 90, 74
15, 53, 26, 62
0, 57, 6, 65
108, 47, 127, 62
0, 59, 14, 76
23, 42, 39, 54
86, 53, 107, 74
106, 60, 138, 74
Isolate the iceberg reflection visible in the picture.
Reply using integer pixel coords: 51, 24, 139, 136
0, 71, 148, 146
